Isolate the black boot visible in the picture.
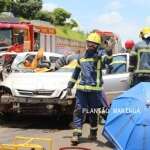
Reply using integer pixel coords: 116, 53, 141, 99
88, 128, 98, 141
71, 129, 82, 145
71, 134, 79, 145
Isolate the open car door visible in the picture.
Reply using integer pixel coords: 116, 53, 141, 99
103, 53, 130, 103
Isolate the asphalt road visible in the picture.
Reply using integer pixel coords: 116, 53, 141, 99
0, 115, 114, 150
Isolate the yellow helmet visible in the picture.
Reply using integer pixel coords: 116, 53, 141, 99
140, 27, 150, 38
87, 32, 101, 44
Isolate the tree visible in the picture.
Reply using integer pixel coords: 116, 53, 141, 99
0, 0, 12, 13
66, 19, 78, 29
35, 11, 54, 23
10, 0, 42, 19
0, 0, 6, 12
52, 8, 71, 26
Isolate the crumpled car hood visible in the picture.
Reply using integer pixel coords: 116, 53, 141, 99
1, 72, 72, 91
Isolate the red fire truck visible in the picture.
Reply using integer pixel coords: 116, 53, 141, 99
0, 20, 56, 53
96, 30, 122, 53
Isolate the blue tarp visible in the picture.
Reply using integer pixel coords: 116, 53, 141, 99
103, 82, 150, 150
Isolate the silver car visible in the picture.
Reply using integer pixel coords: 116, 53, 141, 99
103, 53, 130, 102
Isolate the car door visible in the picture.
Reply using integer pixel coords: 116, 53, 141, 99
103, 53, 130, 103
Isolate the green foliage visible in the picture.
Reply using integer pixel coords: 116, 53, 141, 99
52, 8, 71, 26
66, 19, 78, 29
0, 1, 86, 41
0, 0, 12, 12
35, 10, 54, 23
56, 26, 87, 41
0, 0, 6, 12
4, 0, 42, 19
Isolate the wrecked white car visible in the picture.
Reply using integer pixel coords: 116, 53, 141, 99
1, 52, 62, 79
0, 53, 130, 116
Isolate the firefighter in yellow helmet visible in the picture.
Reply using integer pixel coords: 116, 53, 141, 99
67, 32, 113, 145
130, 27, 150, 86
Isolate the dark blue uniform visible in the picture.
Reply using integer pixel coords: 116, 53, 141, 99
67, 49, 112, 129
130, 39, 150, 86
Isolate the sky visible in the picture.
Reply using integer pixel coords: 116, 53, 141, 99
43, 0, 150, 44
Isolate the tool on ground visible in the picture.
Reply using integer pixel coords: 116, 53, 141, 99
0, 136, 52, 150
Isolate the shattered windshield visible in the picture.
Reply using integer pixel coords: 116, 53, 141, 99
11, 53, 52, 72
11, 54, 35, 72
138, 51, 150, 70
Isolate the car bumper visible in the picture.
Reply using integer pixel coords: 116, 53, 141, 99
1, 95, 74, 106
0, 95, 75, 115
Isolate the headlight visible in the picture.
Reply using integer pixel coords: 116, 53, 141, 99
46, 105, 54, 110
60, 90, 67, 100
50, 90, 61, 98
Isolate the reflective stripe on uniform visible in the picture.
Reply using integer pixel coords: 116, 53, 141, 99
129, 65, 135, 68
77, 84, 102, 91
73, 128, 82, 133
80, 58, 95, 62
106, 55, 113, 59
76, 63, 81, 68
77, 58, 102, 91
102, 56, 105, 62
102, 55, 112, 61
135, 70, 150, 73
138, 48, 150, 52
70, 78, 77, 83
96, 60, 101, 88
90, 126, 98, 130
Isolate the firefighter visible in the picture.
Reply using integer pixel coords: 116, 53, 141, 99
124, 40, 135, 53
67, 32, 113, 145
130, 27, 150, 86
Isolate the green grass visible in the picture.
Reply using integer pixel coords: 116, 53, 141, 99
56, 26, 87, 42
